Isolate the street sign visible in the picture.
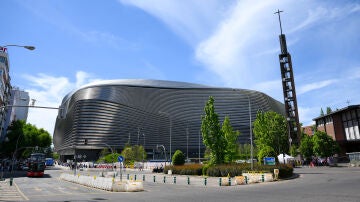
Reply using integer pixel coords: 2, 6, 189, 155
118, 155, 124, 162
264, 157, 276, 165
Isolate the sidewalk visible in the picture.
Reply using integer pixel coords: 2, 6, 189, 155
0, 179, 27, 201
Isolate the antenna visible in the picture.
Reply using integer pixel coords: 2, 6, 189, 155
274, 9, 283, 35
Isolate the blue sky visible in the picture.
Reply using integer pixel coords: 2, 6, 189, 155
1, 0, 360, 135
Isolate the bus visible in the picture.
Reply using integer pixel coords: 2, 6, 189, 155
27, 153, 45, 177
45, 158, 54, 166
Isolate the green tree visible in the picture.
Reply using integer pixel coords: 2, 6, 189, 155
237, 144, 258, 160
1, 120, 52, 158
121, 146, 135, 165
299, 134, 313, 160
312, 131, 339, 157
289, 145, 298, 157
253, 111, 288, 161
257, 145, 277, 163
201, 96, 226, 165
104, 152, 121, 163
326, 107, 332, 115
222, 116, 240, 163
119, 145, 146, 165
172, 150, 185, 165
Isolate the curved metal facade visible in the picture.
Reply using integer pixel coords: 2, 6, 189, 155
53, 79, 284, 160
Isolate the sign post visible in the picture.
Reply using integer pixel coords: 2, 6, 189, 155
118, 156, 124, 182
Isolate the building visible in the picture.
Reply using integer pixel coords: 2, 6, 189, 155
53, 79, 285, 162
301, 125, 314, 136
313, 105, 360, 155
0, 47, 12, 142
3, 87, 30, 133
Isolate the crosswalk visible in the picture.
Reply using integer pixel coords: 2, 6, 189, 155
0, 180, 26, 201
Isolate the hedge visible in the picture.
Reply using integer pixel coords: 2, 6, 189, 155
164, 163, 293, 178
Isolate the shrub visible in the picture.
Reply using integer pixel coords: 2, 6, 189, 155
164, 164, 203, 175
164, 163, 293, 179
205, 164, 245, 177
172, 150, 185, 165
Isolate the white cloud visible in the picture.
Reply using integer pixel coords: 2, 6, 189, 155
297, 79, 338, 95
23, 71, 101, 135
118, 0, 231, 45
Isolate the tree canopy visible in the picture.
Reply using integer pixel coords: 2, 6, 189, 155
222, 116, 240, 163
312, 131, 339, 158
201, 96, 226, 165
0, 120, 52, 158
253, 111, 288, 162
299, 133, 314, 160
201, 96, 240, 165
119, 145, 146, 165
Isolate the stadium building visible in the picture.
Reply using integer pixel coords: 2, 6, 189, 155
53, 79, 284, 162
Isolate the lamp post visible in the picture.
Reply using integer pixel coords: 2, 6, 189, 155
245, 92, 254, 170
0, 44, 35, 139
101, 142, 115, 172
198, 129, 201, 163
156, 144, 167, 167
186, 127, 189, 162
1, 45, 35, 51
142, 133, 145, 163
159, 111, 172, 163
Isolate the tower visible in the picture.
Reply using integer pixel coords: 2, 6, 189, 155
275, 10, 301, 146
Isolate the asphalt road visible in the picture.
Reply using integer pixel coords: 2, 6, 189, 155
2, 166, 360, 202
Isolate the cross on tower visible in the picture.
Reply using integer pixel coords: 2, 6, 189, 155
274, 9, 284, 35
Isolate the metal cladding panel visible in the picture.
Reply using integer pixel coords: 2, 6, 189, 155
53, 80, 284, 157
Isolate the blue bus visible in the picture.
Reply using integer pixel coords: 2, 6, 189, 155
45, 158, 54, 166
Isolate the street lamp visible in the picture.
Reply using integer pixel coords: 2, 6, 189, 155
156, 144, 167, 167
0, 44, 35, 139
101, 142, 115, 172
1, 44, 35, 51
142, 133, 145, 163
159, 111, 172, 163
186, 127, 189, 162
245, 92, 254, 170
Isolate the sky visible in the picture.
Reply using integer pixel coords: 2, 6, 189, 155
1, 0, 360, 136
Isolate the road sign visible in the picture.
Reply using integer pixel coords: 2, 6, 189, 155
264, 157, 276, 165
118, 155, 124, 162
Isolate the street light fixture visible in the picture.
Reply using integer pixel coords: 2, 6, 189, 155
244, 92, 254, 170
1, 45, 35, 51
0, 44, 35, 141
159, 111, 172, 163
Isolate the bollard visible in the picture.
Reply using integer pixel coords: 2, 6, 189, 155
153, 175, 156, 182
228, 177, 231, 186
163, 176, 166, 183
127, 174, 129, 180
204, 177, 207, 186
245, 176, 248, 184
173, 176, 176, 184
9, 177, 13, 186
143, 175, 145, 181
187, 176, 190, 185
261, 174, 265, 182
219, 178, 222, 186
135, 174, 137, 181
